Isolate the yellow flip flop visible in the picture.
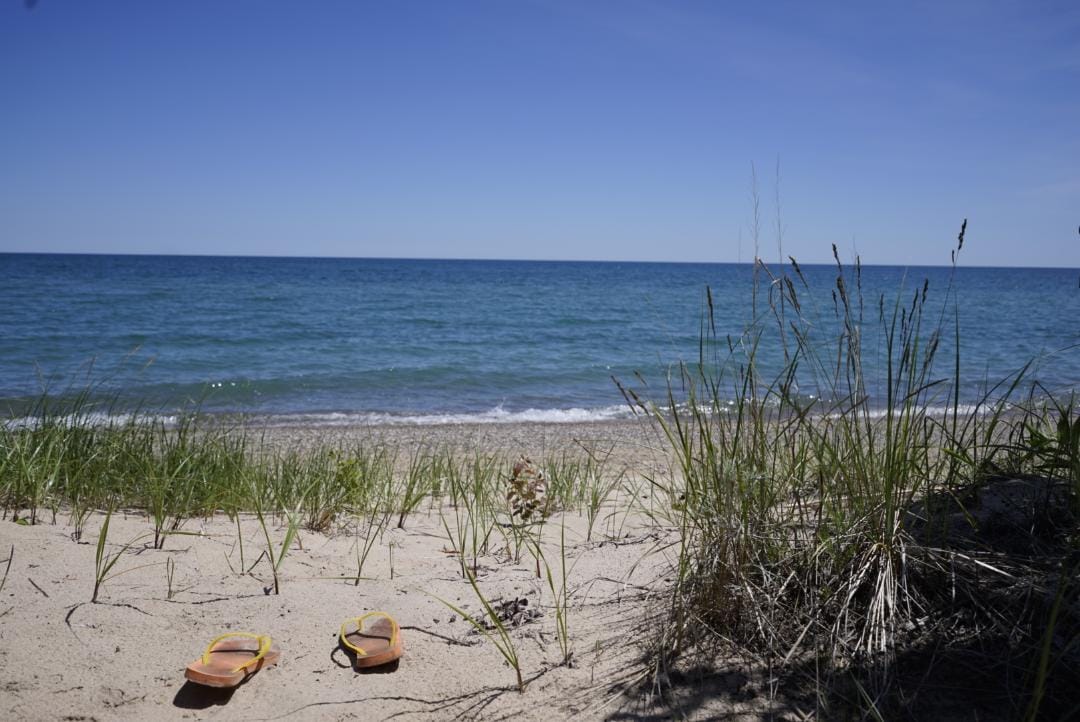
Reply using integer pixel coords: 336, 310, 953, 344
339, 611, 404, 669
184, 632, 281, 688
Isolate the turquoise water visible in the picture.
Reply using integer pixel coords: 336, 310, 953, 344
1, 253, 1078, 424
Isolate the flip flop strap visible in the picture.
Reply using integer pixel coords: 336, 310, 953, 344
202, 632, 273, 672
339, 611, 400, 657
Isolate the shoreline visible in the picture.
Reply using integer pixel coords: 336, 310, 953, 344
244, 417, 666, 454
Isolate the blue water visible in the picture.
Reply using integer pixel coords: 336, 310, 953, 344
1, 253, 1078, 424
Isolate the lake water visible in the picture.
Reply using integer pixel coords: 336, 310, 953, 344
2, 253, 1078, 424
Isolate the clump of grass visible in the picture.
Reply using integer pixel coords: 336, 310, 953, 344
3, 411, 65, 525
296, 446, 346, 533
395, 442, 449, 526
250, 473, 302, 596
441, 451, 497, 578
1020, 392, 1080, 507
92, 507, 154, 603
396, 445, 435, 529
255, 508, 299, 596
577, 443, 622, 542
534, 521, 574, 667
136, 412, 224, 549
542, 445, 625, 541
352, 507, 392, 583
543, 451, 583, 511
631, 221, 1080, 715
440, 453, 472, 579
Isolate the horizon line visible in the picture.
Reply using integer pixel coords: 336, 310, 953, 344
2, 249, 1078, 272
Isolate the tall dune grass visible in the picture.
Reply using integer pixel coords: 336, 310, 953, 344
628, 223, 1080, 717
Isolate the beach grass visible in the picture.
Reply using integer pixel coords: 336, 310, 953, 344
92, 506, 155, 603
622, 224, 1080, 717
0, 392, 640, 543
535, 520, 574, 667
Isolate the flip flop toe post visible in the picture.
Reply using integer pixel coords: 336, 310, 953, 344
185, 632, 281, 688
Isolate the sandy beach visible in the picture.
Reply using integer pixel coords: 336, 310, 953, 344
0, 419, 772, 721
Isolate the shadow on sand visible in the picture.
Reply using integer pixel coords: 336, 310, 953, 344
172, 681, 238, 710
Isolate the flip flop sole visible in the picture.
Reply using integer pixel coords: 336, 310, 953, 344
185, 639, 281, 688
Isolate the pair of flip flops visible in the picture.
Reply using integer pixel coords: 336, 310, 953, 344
184, 612, 403, 688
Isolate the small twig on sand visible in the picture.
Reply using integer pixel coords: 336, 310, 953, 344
580, 532, 661, 549
28, 577, 49, 598
104, 602, 152, 616
64, 603, 87, 645
162, 592, 266, 605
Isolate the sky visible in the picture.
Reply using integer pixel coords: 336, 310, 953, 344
1, 1, 1078, 267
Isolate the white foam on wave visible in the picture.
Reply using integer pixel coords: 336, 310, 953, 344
2, 411, 180, 430
1, 401, 1014, 431
824, 403, 1005, 420
250, 404, 636, 427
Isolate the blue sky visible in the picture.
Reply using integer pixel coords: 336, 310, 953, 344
2, 1, 1078, 266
